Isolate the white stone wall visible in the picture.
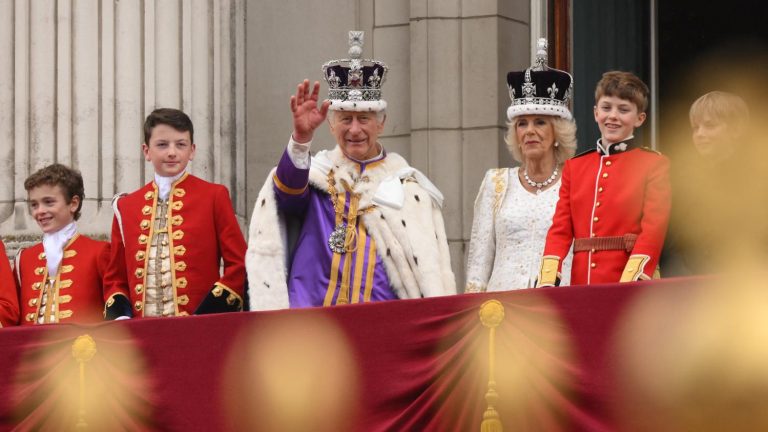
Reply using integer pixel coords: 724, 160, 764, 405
0, 0, 246, 256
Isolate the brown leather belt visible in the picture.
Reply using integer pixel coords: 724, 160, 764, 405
573, 233, 637, 253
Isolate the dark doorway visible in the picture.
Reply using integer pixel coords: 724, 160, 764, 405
571, 0, 651, 153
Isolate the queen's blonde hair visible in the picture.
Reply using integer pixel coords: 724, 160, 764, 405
505, 116, 577, 165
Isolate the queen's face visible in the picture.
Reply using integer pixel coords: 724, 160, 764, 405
515, 115, 556, 162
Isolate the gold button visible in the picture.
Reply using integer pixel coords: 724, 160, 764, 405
591, 233, 596, 238
602, 173, 608, 178
161, 253, 168, 259
135, 251, 146, 261
595, 201, 601, 207
593, 217, 599, 222
140, 219, 150, 230
162, 297, 169, 302
591, 263, 597, 268
599, 187, 604, 192
135, 268, 144, 278
142, 205, 152, 215
29, 298, 38, 306
134, 301, 143, 311
144, 191, 155, 200
138, 234, 148, 245
162, 239, 169, 246
26, 313, 35, 322
605, 160, 612, 166
135, 284, 144, 294
591, 248, 596, 253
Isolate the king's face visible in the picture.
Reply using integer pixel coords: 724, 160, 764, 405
329, 111, 385, 161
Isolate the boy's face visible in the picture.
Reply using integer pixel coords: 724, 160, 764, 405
692, 114, 731, 158
142, 124, 196, 177
28, 184, 79, 234
594, 96, 646, 145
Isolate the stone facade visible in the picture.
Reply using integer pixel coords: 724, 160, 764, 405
0, 0, 246, 258
2, 0, 534, 289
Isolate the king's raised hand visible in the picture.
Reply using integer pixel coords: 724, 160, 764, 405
290, 79, 330, 143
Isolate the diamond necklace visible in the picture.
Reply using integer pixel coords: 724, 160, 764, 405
523, 167, 558, 191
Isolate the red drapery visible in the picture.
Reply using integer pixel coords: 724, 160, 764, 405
0, 278, 696, 431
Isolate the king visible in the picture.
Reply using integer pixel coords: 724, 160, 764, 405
246, 31, 456, 310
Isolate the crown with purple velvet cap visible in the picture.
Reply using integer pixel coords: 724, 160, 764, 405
322, 31, 388, 112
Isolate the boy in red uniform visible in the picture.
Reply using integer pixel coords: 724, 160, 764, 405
0, 239, 20, 327
538, 71, 671, 286
14, 164, 109, 325
104, 108, 246, 319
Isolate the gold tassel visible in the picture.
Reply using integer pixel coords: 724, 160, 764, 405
72, 334, 97, 430
479, 300, 505, 432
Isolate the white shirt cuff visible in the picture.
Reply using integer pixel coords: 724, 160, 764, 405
287, 135, 312, 169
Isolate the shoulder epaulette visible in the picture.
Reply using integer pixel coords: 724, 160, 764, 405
640, 146, 662, 155
572, 148, 596, 159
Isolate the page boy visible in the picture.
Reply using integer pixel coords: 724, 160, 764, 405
13, 164, 109, 325
104, 108, 246, 318
538, 71, 671, 286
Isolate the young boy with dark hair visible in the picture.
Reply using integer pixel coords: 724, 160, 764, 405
13, 163, 109, 325
538, 71, 671, 286
0, 239, 19, 327
104, 108, 246, 319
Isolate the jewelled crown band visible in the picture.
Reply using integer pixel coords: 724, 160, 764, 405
506, 38, 574, 121
322, 31, 389, 112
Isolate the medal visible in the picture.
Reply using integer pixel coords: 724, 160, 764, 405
328, 223, 348, 254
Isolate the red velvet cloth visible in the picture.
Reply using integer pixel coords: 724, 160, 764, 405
0, 278, 686, 431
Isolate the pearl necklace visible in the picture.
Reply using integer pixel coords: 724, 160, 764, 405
523, 167, 558, 192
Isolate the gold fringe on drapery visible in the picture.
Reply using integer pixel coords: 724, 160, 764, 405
479, 300, 505, 432
71, 334, 97, 430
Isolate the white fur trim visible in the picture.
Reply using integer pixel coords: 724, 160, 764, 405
329, 99, 387, 112
507, 104, 572, 121
246, 167, 291, 310
373, 167, 445, 209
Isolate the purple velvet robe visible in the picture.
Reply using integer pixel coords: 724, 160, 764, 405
273, 150, 395, 307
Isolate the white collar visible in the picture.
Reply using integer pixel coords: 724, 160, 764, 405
346, 144, 385, 164
42, 221, 77, 277
155, 170, 187, 200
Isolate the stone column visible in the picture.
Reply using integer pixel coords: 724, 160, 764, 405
408, 0, 530, 290
0, 0, 246, 258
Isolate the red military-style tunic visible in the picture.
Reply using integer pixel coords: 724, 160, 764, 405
104, 173, 246, 317
543, 139, 671, 285
0, 239, 20, 327
14, 235, 109, 325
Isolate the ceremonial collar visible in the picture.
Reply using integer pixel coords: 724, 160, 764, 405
154, 169, 187, 200
596, 136, 637, 156
42, 221, 77, 277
